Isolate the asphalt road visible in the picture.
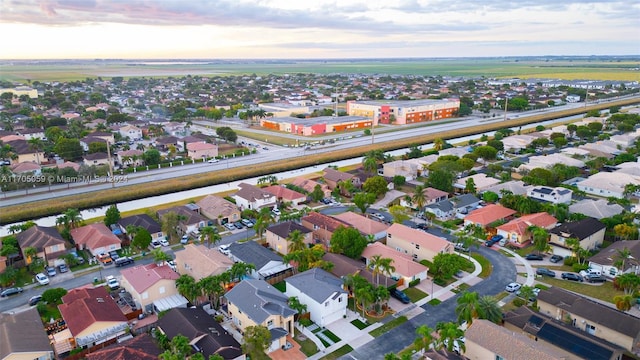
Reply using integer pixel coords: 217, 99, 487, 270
342, 246, 516, 360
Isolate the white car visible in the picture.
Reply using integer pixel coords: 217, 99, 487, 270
167, 260, 177, 272
218, 244, 230, 255
505, 282, 522, 293
159, 238, 170, 247
106, 275, 120, 290
272, 207, 281, 216
241, 219, 253, 228
207, 158, 219, 163
35, 273, 50, 285
150, 240, 161, 249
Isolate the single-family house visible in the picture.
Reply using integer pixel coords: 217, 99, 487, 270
496, 212, 558, 246
118, 214, 164, 240
16, 225, 67, 266
0, 307, 54, 360
224, 279, 296, 353
5, 139, 45, 164
519, 153, 586, 172
10, 161, 42, 175
527, 186, 573, 204
548, 217, 606, 257
382, 160, 419, 181
285, 268, 348, 328
155, 136, 178, 150
265, 221, 312, 255
290, 177, 331, 198
227, 241, 293, 284
455, 174, 501, 193
322, 252, 395, 287
85, 333, 161, 360
116, 149, 144, 167
301, 212, 350, 249
569, 199, 624, 220
332, 211, 389, 241
83, 152, 110, 167
464, 204, 517, 228
120, 263, 184, 313
504, 306, 629, 360
322, 167, 360, 191
17, 128, 46, 141
173, 244, 234, 281
263, 185, 307, 206
157, 205, 208, 236
196, 195, 241, 225
536, 287, 640, 352
186, 142, 218, 160
156, 308, 244, 360
425, 193, 481, 220
232, 183, 277, 210
58, 287, 128, 349
71, 223, 122, 256
482, 180, 531, 198
117, 124, 143, 140
577, 171, 640, 199
386, 223, 453, 262
361, 242, 429, 285
502, 134, 537, 152
588, 240, 640, 279
400, 187, 449, 209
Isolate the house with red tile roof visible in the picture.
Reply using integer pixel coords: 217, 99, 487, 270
332, 211, 389, 241
16, 225, 67, 266
496, 212, 557, 246
70, 223, 121, 256
386, 223, 453, 263
301, 212, 350, 249
186, 142, 218, 160
10, 161, 42, 174
58, 286, 128, 349
120, 263, 182, 312
463, 204, 517, 228
290, 177, 331, 198
361, 242, 429, 285
263, 185, 307, 206
85, 333, 161, 360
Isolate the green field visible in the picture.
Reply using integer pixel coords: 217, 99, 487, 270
1, 58, 638, 82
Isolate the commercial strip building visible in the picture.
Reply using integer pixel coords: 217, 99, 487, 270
346, 99, 460, 125
260, 115, 371, 136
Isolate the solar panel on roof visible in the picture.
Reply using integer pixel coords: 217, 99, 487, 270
537, 324, 613, 360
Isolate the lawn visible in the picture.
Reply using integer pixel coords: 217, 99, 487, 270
403, 287, 428, 302
471, 253, 492, 278
320, 344, 354, 360
272, 281, 286, 292
428, 298, 442, 306
539, 279, 624, 303
37, 303, 62, 323
369, 316, 408, 337
322, 329, 341, 343
350, 319, 370, 330
294, 335, 319, 357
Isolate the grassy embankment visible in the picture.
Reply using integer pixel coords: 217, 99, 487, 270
1, 97, 638, 225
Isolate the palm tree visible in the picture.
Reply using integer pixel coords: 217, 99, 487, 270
413, 325, 435, 357
288, 296, 308, 323
433, 138, 445, 151
229, 262, 256, 283
64, 208, 83, 229
176, 274, 199, 304
529, 226, 550, 254
412, 185, 426, 211
613, 247, 633, 271
355, 286, 373, 317
455, 291, 479, 325
23, 246, 38, 265
435, 321, 465, 354
198, 275, 224, 308
368, 255, 385, 286
27, 137, 44, 164
287, 230, 306, 253
199, 226, 220, 248
362, 150, 384, 174
477, 295, 503, 324
380, 258, 396, 287
614, 294, 634, 311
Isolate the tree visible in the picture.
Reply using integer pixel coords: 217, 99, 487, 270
288, 296, 308, 322
613, 273, 640, 295
310, 184, 325, 202
431, 253, 464, 282
517, 285, 536, 303
104, 204, 120, 227
529, 226, 550, 254
614, 294, 635, 311
412, 185, 427, 210
613, 247, 633, 271
228, 262, 256, 282
427, 169, 454, 193
63, 208, 83, 229
41, 287, 68, 305
362, 150, 383, 173
413, 325, 435, 356
464, 178, 476, 194
151, 248, 172, 264
143, 148, 161, 165
455, 291, 479, 325
435, 321, 465, 354
330, 226, 368, 259
159, 334, 192, 360
54, 138, 83, 161
389, 204, 410, 224
353, 192, 377, 214
199, 226, 220, 248
363, 176, 389, 196
473, 145, 498, 162
161, 211, 180, 240
176, 274, 200, 303
433, 138, 445, 151
482, 191, 499, 203
27, 137, 44, 164
287, 230, 306, 253
132, 228, 152, 250
242, 325, 271, 355
197, 275, 225, 308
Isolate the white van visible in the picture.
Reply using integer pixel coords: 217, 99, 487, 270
579, 268, 602, 277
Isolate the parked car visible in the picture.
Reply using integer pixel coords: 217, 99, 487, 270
115, 257, 134, 267
549, 255, 563, 263
390, 289, 411, 304
536, 268, 556, 277
70, 250, 85, 264
416, 223, 430, 232
57, 264, 68, 273
561, 272, 583, 282
241, 219, 254, 228
28, 295, 43, 306
159, 238, 170, 247
223, 223, 236, 231
234, 221, 244, 229
106, 275, 120, 290
150, 240, 162, 249
109, 251, 120, 260
218, 244, 230, 255
46, 266, 57, 277
454, 243, 469, 252
505, 282, 522, 292
525, 253, 544, 261
585, 274, 607, 283
181, 235, 190, 244
272, 207, 281, 216
97, 253, 113, 265
35, 273, 50, 285
0, 287, 23, 297
207, 158, 219, 163
485, 235, 503, 247
167, 260, 177, 272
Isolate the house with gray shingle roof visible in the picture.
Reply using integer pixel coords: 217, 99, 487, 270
284, 268, 347, 326
265, 221, 312, 255
227, 241, 293, 283
569, 199, 624, 220
224, 279, 296, 353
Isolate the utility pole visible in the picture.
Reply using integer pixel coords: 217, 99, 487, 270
106, 140, 115, 188
503, 96, 509, 122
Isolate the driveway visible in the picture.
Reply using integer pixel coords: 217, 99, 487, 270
342, 246, 516, 359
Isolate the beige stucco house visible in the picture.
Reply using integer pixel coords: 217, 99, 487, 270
120, 263, 182, 312
265, 221, 312, 255
174, 244, 234, 281
386, 223, 453, 262
196, 195, 241, 225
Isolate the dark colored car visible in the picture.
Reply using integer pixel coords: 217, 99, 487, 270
525, 254, 544, 261
234, 221, 244, 229
390, 289, 411, 304
416, 223, 429, 232
549, 255, 563, 263
561, 272, 583, 282
585, 274, 607, 283
1, 287, 23, 297
28, 295, 42, 306
485, 235, 503, 247
536, 268, 556, 277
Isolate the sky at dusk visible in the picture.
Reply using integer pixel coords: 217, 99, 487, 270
1, 0, 638, 60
